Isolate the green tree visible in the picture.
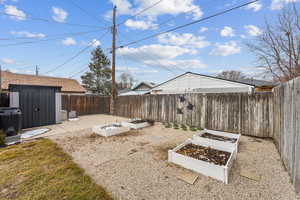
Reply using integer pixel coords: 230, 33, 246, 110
81, 47, 112, 95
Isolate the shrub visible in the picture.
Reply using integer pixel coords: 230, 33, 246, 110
181, 124, 187, 131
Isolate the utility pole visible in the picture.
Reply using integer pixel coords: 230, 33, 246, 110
0, 64, 2, 93
35, 65, 39, 76
110, 5, 117, 115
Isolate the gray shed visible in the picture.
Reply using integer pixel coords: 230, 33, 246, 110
9, 84, 62, 129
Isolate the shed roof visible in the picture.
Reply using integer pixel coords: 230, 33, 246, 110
1, 71, 86, 93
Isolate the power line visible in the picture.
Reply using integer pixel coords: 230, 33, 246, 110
0, 29, 108, 41
0, 11, 103, 28
117, 0, 164, 26
66, 0, 109, 26
69, 63, 89, 78
117, 31, 185, 73
68, 48, 111, 78
0, 29, 104, 47
117, 0, 259, 48
44, 30, 110, 74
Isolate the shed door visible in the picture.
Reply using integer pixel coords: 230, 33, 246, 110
18, 86, 57, 129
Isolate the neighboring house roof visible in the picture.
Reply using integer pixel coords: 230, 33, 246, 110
118, 88, 131, 95
119, 90, 150, 96
152, 72, 255, 90
237, 79, 276, 87
132, 82, 156, 91
1, 71, 86, 93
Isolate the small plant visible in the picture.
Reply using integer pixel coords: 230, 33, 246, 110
165, 123, 172, 128
197, 127, 203, 131
189, 126, 198, 131
0, 130, 6, 148
173, 123, 179, 129
181, 124, 187, 131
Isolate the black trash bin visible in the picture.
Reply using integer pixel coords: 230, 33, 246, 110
0, 107, 22, 136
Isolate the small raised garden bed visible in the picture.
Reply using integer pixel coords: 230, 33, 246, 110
121, 119, 153, 129
92, 123, 130, 137
168, 139, 236, 184
193, 129, 240, 152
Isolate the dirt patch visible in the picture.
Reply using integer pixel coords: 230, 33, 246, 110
113, 130, 143, 138
176, 144, 231, 166
152, 143, 177, 161
201, 132, 237, 143
45, 115, 299, 200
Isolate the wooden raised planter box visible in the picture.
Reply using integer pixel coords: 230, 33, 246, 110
193, 129, 241, 152
92, 123, 130, 137
121, 119, 151, 129
168, 139, 236, 184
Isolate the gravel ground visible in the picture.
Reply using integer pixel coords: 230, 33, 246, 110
47, 115, 299, 200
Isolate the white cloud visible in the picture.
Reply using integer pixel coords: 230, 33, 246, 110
158, 33, 210, 49
240, 34, 246, 39
210, 41, 241, 56
220, 26, 235, 37
245, 2, 262, 11
61, 37, 76, 46
10, 31, 46, 38
135, 0, 203, 20
125, 19, 157, 30
110, 0, 132, 15
107, 0, 203, 21
199, 27, 208, 33
119, 44, 197, 61
91, 39, 101, 47
118, 43, 206, 71
118, 66, 158, 74
1, 58, 15, 64
52, 7, 68, 22
244, 25, 262, 36
4, 5, 26, 20
270, 0, 299, 10
0, 0, 6, 4
145, 59, 207, 69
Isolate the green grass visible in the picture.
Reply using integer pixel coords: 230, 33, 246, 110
0, 139, 113, 200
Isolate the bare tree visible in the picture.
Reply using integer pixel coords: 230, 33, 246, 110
247, 4, 300, 82
217, 70, 247, 81
118, 72, 136, 89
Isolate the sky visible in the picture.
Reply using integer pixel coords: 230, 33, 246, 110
0, 0, 299, 84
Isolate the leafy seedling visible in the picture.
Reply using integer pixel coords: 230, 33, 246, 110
165, 123, 172, 128
197, 127, 203, 131
181, 124, 187, 131
173, 123, 179, 129
189, 126, 198, 131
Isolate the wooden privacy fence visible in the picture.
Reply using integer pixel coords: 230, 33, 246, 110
273, 77, 300, 194
115, 92, 274, 138
115, 78, 300, 194
62, 95, 110, 116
